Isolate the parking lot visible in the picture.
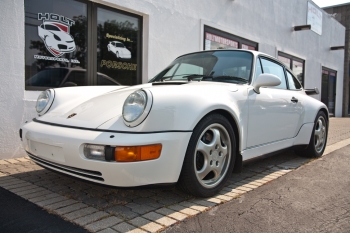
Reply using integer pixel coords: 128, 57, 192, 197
1, 118, 350, 233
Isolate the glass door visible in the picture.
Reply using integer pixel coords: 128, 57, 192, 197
321, 68, 337, 115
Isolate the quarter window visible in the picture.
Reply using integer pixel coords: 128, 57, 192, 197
260, 58, 287, 89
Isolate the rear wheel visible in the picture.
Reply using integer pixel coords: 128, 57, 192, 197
116, 51, 120, 58
296, 111, 328, 158
178, 113, 236, 197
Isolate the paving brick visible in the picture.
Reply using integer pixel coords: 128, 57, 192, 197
219, 191, 240, 198
15, 157, 30, 162
64, 207, 99, 221
190, 199, 217, 207
45, 199, 77, 210
178, 201, 208, 211
74, 211, 109, 226
0, 160, 9, 165
106, 205, 139, 220
21, 189, 53, 199
229, 188, 246, 194
36, 196, 67, 207
29, 193, 60, 202
125, 203, 156, 215
54, 203, 88, 215
155, 208, 188, 221
15, 187, 48, 196
85, 216, 123, 232
128, 217, 163, 232
97, 228, 118, 233
142, 212, 177, 227
205, 197, 223, 204
215, 195, 234, 201
168, 204, 200, 216
235, 186, 253, 192
9, 184, 39, 193
5, 159, 20, 164
112, 222, 139, 233
1, 181, 31, 189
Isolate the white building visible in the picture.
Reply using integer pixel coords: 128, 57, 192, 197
0, 0, 345, 159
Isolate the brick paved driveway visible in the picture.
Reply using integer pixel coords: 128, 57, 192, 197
0, 118, 350, 233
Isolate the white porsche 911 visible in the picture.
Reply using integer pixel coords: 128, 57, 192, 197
107, 41, 132, 59
20, 50, 328, 197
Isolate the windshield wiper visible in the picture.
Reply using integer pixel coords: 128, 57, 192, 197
203, 75, 248, 84
183, 74, 213, 81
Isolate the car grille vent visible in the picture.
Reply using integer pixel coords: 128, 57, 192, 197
26, 151, 104, 182
58, 44, 67, 50
66, 40, 74, 43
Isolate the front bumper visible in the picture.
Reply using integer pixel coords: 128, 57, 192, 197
21, 120, 192, 187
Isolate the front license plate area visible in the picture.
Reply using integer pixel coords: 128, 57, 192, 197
29, 140, 65, 163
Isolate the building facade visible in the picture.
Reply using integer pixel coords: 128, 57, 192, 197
324, 3, 350, 117
0, 0, 345, 159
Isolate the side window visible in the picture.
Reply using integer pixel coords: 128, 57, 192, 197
286, 70, 302, 90
260, 58, 287, 89
254, 58, 262, 80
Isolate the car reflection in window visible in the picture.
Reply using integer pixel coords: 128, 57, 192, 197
25, 68, 121, 90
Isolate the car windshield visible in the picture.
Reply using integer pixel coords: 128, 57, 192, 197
115, 43, 125, 48
45, 24, 60, 31
150, 50, 253, 84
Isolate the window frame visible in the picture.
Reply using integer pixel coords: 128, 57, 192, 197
24, 0, 143, 90
258, 56, 288, 90
203, 25, 258, 51
278, 51, 305, 86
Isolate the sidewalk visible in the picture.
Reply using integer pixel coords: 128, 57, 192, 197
0, 118, 350, 233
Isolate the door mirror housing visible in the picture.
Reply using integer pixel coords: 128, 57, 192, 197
253, 74, 281, 94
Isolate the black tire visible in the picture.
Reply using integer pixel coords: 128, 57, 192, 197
295, 111, 328, 158
178, 113, 236, 197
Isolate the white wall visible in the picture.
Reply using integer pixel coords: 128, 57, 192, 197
0, 0, 345, 159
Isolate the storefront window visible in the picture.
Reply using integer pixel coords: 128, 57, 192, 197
97, 7, 140, 85
25, 0, 142, 90
204, 26, 258, 51
321, 68, 337, 115
278, 52, 305, 86
25, 0, 87, 90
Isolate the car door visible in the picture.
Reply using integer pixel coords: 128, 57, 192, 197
246, 57, 304, 148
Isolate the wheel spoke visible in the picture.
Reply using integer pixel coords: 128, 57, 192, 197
197, 163, 212, 180
197, 140, 212, 160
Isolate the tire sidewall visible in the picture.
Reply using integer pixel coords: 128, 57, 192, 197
182, 114, 236, 197
309, 111, 328, 157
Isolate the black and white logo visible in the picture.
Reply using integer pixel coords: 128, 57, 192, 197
37, 13, 76, 57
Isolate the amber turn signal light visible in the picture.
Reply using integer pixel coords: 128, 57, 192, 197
114, 144, 162, 162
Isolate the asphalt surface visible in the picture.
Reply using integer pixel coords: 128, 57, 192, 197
0, 186, 88, 233
165, 145, 350, 233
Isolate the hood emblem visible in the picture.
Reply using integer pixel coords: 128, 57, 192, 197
67, 113, 77, 119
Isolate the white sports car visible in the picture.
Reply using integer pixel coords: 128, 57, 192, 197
107, 41, 132, 59
20, 50, 328, 197
38, 22, 76, 57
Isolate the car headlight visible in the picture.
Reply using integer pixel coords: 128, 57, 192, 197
122, 89, 153, 127
36, 89, 55, 116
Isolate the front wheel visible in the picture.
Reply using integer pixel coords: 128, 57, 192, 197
178, 114, 236, 197
296, 111, 328, 158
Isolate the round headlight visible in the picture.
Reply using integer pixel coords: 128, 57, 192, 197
36, 89, 55, 116
122, 89, 153, 127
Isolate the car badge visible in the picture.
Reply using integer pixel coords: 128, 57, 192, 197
67, 113, 77, 119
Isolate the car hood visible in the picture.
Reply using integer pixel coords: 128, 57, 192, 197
37, 82, 245, 130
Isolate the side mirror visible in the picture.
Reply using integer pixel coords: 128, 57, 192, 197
253, 74, 281, 94
304, 87, 319, 95
62, 82, 77, 87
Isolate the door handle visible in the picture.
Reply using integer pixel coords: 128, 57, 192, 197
291, 97, 298, 103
